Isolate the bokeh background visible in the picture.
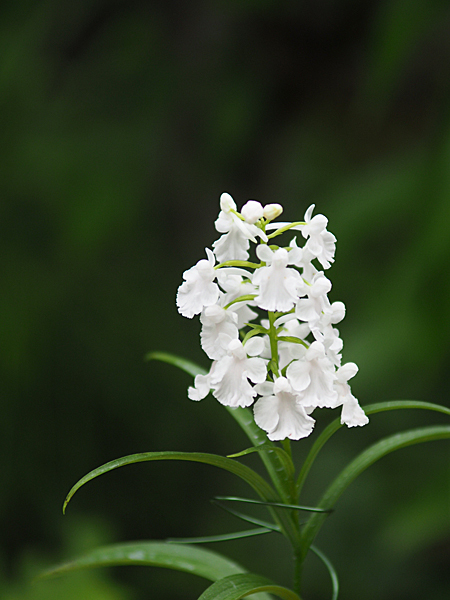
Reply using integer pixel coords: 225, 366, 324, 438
1, 1, 449, 599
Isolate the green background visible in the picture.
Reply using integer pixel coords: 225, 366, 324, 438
1, 1, 449, 598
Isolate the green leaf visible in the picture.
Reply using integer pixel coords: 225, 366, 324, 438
167, 528, 272, 544
198, 573, 301, 600
40, 541, 248, 582
145, 351, 207, 377
63, 451, 276, 514
211, 499, 282, 533
310, 546, 339, 600
227, 444, 295, 480
296, 400, 450, 496
214, 495, 330, 513
299, 424, 450, 559
277, 336, 308, 347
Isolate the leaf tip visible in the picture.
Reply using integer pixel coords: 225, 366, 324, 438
62, 494, 72, 514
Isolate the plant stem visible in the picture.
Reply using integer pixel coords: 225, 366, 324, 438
268, 311, 280, 377
293, 548, 304, 597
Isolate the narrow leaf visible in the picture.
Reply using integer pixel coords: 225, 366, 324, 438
212, 500, 281, 532
215, 495, 330, 513
296, 400, 450, 496
40, 541, 247, 582
300, 424, 450, 558
167, 528, 272, 544
310, 546, 339, 600
63, 451, 276, 514
145, 351, 207, 377
198, 573, 301, 600
227, 444, 295, 480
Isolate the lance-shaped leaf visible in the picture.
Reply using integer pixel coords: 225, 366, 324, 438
296, 400, 450, 496
167, 528, 272, 544
63, 451, 276, 514
310, 546, 339, 600
40, 541, 265, 589
299, 424, 450, 559
198, 573, 301, 600
227, 444, 295, 480
214, 495, 330, 513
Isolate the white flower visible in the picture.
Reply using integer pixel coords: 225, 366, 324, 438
313, 324, 343, 367
295, 272, 332, 327
286, 341, 339, 408
200, 305, 239, 360
210, 338, 267, 407
253, 377, 315, 441
241, 200, 264, 223
335, 363, 369, 427
176, 248, 219, 318
213, 193, 267, 262
301, 205, 336, 269
253, 246, 303, 312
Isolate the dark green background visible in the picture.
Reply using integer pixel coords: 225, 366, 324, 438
1, 1, 449, 599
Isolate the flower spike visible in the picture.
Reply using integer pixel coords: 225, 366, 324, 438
176, 193, 368, 440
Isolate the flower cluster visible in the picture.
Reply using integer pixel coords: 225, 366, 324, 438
176, 193, 368, 441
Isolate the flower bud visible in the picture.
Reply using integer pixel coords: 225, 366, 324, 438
241, 200, 264, 223
263, 203, 283, 220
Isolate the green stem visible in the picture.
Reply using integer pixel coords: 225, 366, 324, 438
293, 548, 304, 598
268, 312, 280, 377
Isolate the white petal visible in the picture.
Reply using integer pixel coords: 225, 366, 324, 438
245, 357, 267, 384
341, 395, 369, 427
254, 393, 315, 441
256, 244, 274, 263
336, 362, 358, 383
286, 360, 311, 391
188, 374, 211, 401
220, 192, 236, 212
244, 336, 265, 356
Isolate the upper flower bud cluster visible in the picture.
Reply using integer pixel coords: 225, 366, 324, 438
176, 193, 368, 441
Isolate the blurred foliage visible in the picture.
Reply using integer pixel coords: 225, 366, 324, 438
1, 1, 449, 599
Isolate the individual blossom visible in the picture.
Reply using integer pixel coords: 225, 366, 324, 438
210, 338, 267, 408
295, 272, 333, 328
200, 305, 239, 360
253, 246, 304, 312
335, 363, 369, 427
176, 248, 219, 318
300, 204, 336, 269
253, 377, 315, 441
213, 193, 266, 262
313, 323, 343, 367
286, 341, 339, 409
